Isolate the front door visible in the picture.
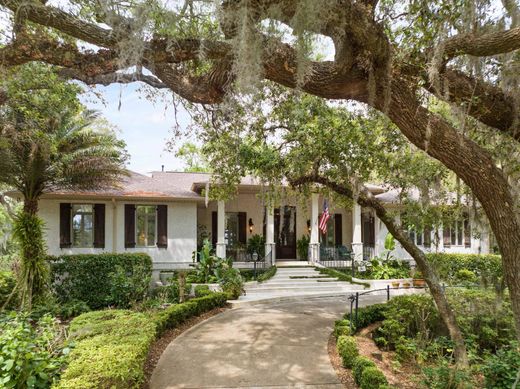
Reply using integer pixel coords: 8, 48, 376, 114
274, 206, 297, 259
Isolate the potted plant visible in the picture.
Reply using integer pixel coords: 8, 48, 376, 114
391, 281, 400, 288
412, 270, 426, 287
402, 281, 411, 288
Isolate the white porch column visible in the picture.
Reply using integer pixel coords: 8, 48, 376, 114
216, 200, 226, 258
309, 193, 320, 262
351, 204, 363, 261
265, 207, 276, 265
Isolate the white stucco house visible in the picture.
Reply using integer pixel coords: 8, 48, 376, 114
10, 171, 491, 276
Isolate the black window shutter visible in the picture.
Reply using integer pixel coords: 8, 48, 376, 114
93, 204, 105, 248
238, 212, 247, 244
59, 203, 72, 248
157, 205, 168, 248
212, 211, 218, 248
124, 204, 136, 248
334, 213, 343, 245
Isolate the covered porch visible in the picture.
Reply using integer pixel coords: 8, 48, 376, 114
196, 188, 380, 264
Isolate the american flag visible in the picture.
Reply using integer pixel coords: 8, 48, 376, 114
318, 200, 330, 234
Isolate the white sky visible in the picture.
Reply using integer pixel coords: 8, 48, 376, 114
81, 83, 194, 175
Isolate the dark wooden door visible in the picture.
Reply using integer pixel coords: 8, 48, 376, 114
275, 206, 297, 259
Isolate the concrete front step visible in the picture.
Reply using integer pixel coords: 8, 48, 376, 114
229, 291, 354, 307
275, 261, 313, 267
246, 281, 352, 289
253, 277, 338, 283
244, 286, 358, 294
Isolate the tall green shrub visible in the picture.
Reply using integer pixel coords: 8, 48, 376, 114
48, 253, 152, 309
426, 253, 503, 290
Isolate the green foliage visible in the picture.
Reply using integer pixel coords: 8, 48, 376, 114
384, 234, 396, 251
426, 253, 503, 290
13, 212, 48, 309
347, 303, 387, 331
194, 284, 212, 297
218, 266, 244, 299
0, 313, 68, 388
334, 319, 352, 337
337, 335, 359, 368
256, 266, 277, 282
360, 366, 388, 389
175, 142, 209, 172
32, 299, 91, 321
373, 290, 515, 365
422, 362, 474, 389
152, 281, 192, 304
190, 239, 218, 283
0, 271, 17, 310
55, 310, 156, 389
296, 235, 310, 260
246, 234, 265, 257
48, 253, 152, 310
368, 258, 411, 280
481, 342, 520, 389
153, 292, 228, 336
353, 356, 377, 386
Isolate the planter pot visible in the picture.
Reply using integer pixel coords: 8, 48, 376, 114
402, 282, 411, 289
391, 282, 400, 289
413, 279, 426, 287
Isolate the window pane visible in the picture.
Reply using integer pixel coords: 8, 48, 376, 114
457, 221, 463, 246
136, 206, 156, 246
450, 223, 456, 245
417, 231, 423, 246
72, 204, 93, 247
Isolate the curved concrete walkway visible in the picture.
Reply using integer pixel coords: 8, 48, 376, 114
150, 297, 351, 389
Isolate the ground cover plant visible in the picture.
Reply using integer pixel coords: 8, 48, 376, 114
347, 289, 519, 388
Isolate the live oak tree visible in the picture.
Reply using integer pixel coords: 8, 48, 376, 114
0, 0, 519, 337
0, 64, 128, 309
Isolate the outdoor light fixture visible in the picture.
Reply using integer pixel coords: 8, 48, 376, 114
248, 218, 254, 233
252, 252, 258, 261
307, 219, 311, 233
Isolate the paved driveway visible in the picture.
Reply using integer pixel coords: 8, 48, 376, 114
150, 298, 353, 388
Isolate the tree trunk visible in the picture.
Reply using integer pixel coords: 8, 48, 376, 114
372, 79, 520, 342
292, 175, 469, 368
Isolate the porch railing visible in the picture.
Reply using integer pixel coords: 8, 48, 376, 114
363, 245, 375, 261
317, 245, 354, 269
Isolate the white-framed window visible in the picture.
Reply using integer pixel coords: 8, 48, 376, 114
444, 213, 471, 247
72, 204, 94, 247
136, 205, 157, 247
320, 216, 336, 247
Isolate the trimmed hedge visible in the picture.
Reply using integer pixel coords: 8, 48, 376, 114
426, 253, 502, 288
337, 335, 359, 368
334, 319, 352, 337
48, 253, 152, 309
154, 292, 228, 336
353, 356, 377, 385
55, 292, 229, 389
360, 366, 388, 389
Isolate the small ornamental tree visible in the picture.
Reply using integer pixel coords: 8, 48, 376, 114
0, 64, 128, 309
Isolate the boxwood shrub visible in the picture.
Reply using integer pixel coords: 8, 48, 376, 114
360, 366, 388, 389
353, 356, 377, 385
337, 335, 359, 368
55, 292, 229, 389
48, 253, 152, 309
